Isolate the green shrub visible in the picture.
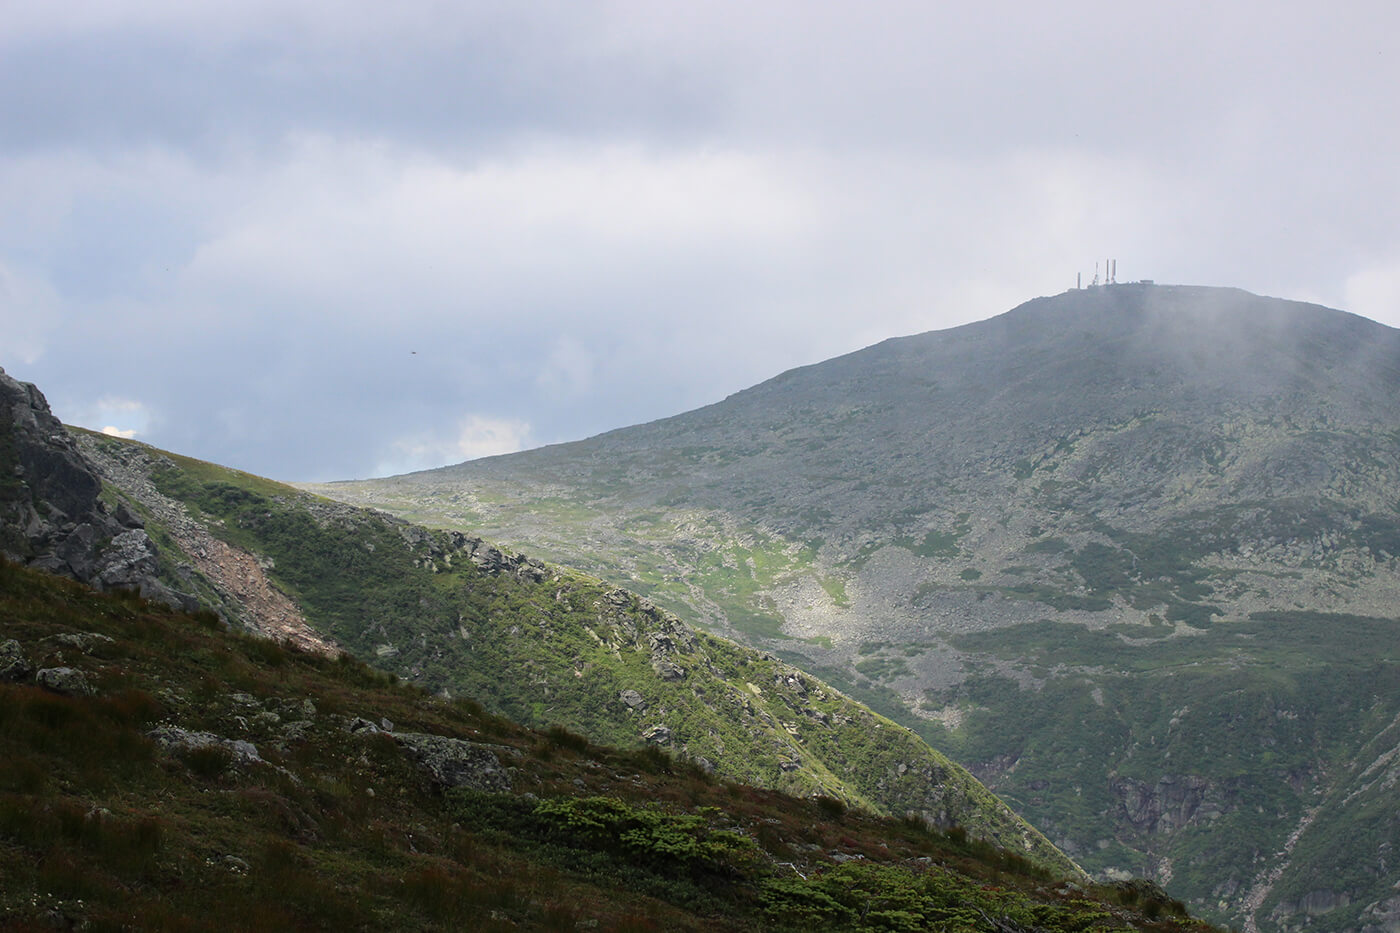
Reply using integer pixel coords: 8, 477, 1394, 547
532, 796, 760, 876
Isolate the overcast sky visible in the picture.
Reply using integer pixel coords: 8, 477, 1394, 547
3, 1, 1398, 481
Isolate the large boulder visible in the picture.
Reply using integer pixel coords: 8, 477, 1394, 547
35, 667, 94, 697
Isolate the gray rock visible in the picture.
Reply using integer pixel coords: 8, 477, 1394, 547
651, 658, 686, 681
147, 725, 262, 763
642, 725, 672, 746
0, 639, 32, 682
468, 542, 514, 574
619, 689, 645, 711
346, 716, 381, 734
220, 855, 251, 874
1360, 894, 1400, 933
51, 631, 115, 655
1280, 889, 1351, 917
55, 523, 100, 579
95, 529, 160, 589
1110, 774, 1214, 834
516, 559, 548, 583
35, 666, 94, 696
0, 368, 198, 611
1, 369, 106, 548
391, 732, 513, 791
112, 501, 143, 529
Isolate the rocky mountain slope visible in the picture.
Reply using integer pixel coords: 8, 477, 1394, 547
314, 285, 1400, 932
0, 366, 1084, 875
1, 553, 1227, 931
1, 367, 190, 611
68, 429, 1070, 874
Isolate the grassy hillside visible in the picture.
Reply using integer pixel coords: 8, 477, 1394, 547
73, 430, 1074, 875
0, 558, 1223, 931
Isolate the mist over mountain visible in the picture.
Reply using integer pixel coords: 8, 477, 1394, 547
318, 284, 1400, 931
412, 284, 1399, 541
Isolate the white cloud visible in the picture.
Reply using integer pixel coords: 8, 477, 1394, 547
60, 396, 153, 438
1341, 256, 1400, 329
451, 415, 533, 460
374, 415, 533, 477
177, 137, 815, 324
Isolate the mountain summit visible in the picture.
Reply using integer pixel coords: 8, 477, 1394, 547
317, 285, 1400, 931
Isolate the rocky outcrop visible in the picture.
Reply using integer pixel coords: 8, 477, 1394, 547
1360, 894, 1400, 933
642, 724, 672, 746
50, 631, 115, 655
0, 639, 32, 682
395, 521, 548, 583
35, 666, 95, 696
1111, 774, 1226, 834
147, 725, 263, 763
0, 367, 190, 609
389, 732, 514, 792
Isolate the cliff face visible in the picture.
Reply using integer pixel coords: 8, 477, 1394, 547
0, 367, 189, 609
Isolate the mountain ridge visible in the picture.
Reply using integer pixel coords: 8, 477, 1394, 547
314, 284, 1400, 931
0, 362, 1080, 872
64, 416, 1076, 874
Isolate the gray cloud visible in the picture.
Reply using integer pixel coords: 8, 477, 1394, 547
4, 1, 1399, 481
